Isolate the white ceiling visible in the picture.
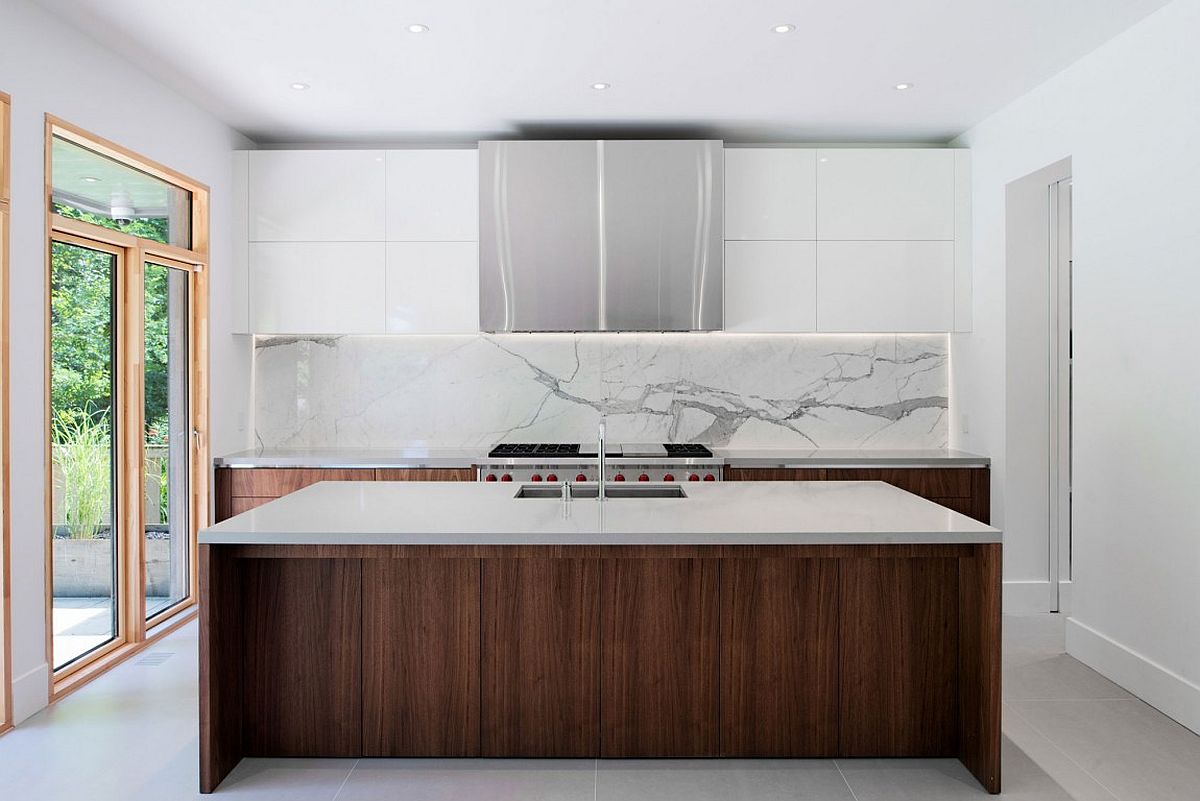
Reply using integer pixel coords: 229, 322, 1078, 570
37, 0, 1170, 144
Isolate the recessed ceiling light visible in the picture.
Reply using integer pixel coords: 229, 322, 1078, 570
591, 82, 611, 91
81, 176, 100, 183
772, 24, 796, 34
407, 23, 429, 33
290, 82, 309, 91
894, 82, 914, 91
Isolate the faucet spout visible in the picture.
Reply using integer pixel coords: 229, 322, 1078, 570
597, 419, 607, 503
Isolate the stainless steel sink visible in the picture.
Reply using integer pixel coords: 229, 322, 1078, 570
513, 484, 686, 499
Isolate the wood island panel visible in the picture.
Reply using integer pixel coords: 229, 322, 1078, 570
601, 557, 720, 757
721, 557, 839, 756
482, 558, 600, 757
362, 558, 481, 756
229, 467, 370, 497
838, 556, 960, 757
240, 558, 362, 757
200, 542, 1001, 794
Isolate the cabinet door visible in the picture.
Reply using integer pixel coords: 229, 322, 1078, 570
249, 150, 385, 242
816, 241, 953, 332
722, 558, 839, 756
482, 558, 600, 757
384, 241, 479, 333
385, 150, 479, 241
724, 148, 816, 240
363, 558, 481, 756
250, 242, 385, 333
601, 557, 719, 757
725, 241, 816, 332
839, 557, 959, 757
817, 149, 955, 240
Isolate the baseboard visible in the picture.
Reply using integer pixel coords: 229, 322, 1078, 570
1067, 617, 1200, 736
11, 662, 49, 725
1003, 580, 1072, 614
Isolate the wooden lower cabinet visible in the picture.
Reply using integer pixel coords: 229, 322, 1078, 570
725, 466, 991, 524
240, 559, 362, 757
721, 557, 839, 756
601, 557, 720, 757
201, 544, 1001, 794
838, 557, 960, 756
482, 557, 600, 757
214, 466, 476, 523
362, 558, 480, 756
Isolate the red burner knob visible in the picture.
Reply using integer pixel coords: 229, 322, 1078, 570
485, 473, 497, 482
663, 474, 675, 482
613, 473, 626, 482
575, 473, 587, 482
688, 474, 701, 482
546, 473, 558, 482
638, 473, 650, 482
704, 473, 716, 481
531, 474, 542, 482
500, 474, 513, 482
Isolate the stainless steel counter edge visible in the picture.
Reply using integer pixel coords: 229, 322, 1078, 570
214, 449, 991, 470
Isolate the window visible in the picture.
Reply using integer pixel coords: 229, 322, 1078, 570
46, 117, 208, 689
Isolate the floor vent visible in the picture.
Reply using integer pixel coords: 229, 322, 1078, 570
136, 652, 174, 667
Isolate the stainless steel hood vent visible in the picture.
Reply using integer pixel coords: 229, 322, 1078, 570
480, 140, 723, 332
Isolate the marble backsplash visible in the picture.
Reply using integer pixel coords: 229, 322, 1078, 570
253, 333, 949, 449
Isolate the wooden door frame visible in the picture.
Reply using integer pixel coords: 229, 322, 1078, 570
44, 116, 209, 698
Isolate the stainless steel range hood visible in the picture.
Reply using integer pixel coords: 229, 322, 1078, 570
479, 140, 723, 332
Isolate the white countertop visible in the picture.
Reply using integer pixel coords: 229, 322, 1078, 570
200, 480, 1000, 546
213, 446, 989, 469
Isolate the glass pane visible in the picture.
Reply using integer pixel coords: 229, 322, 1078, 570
144, 262, 190, 619
51, 240, 118, 670
51, 135, 192, 248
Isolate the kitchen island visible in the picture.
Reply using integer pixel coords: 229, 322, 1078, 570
199, 480, 1001, 793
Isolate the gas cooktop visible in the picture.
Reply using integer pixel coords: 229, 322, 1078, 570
486, 442, 713, 459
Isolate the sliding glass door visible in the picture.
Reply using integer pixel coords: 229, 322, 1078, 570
50, 237, 121, 670
143, 259, 192, 621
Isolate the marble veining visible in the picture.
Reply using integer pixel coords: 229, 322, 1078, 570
253, 333, 949, 449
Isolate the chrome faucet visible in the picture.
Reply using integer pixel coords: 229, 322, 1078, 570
597, 419, 607, 503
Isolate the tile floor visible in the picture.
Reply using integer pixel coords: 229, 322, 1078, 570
1, 614, 1198, 799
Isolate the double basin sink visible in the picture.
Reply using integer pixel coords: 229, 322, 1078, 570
514, 484, 687, 499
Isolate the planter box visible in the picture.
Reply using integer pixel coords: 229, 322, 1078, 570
52, 537, 175, 597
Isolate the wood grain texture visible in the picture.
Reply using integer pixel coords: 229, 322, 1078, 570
375, 468, 475, 481
601, 557, 719, 757
839, 556, 960, 757
241, 558, 362, 757
482, 558, 600, 757
228, 467, 374, 497
723, 467, 826, 481
363, 558, 481, 756
198, 545, 243, 793
213, 467, 233, 524
959, 544, 1002, 794
721, 558, 839, 756
230, 496, 274, 516
825, 468, 972, 498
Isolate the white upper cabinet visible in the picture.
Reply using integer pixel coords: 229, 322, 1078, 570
724, 149, 816, 240
249, 150, 386, 242
816, 241, 954, 332
250, 242, 385, 334
816, 149, 956, 241
385, 150, 479, 241
725, 241, 816, 332
385, 242, 479, 333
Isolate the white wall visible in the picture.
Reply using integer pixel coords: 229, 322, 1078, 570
954, 0, 1200, 732
0, 0, 252, 722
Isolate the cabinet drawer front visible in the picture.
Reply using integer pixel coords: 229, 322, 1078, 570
229, 468, 374, 497
724, 467, 826, 481
230, 496, 275, 516
375, 468, 474, 482
826, 468, 972, 498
